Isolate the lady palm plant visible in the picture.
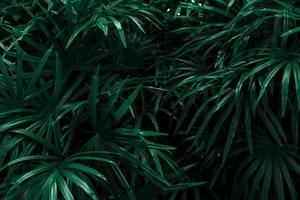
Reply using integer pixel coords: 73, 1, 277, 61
0, 0, 300, 199
0, 0, 203, 199
168, 0, 300, 199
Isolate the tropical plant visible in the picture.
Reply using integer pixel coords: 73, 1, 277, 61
167, 0, 300, 199
0, 0, 300, 199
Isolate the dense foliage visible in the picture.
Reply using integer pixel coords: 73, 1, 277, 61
0, 0, 300, 199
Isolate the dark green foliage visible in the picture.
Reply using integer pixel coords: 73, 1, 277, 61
0, 0, 300, 199
168, 0, 300, 199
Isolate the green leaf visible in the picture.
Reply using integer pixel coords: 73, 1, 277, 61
12, 129, 61, 155
66, 20, 93, 49
0, 117, 33, 132
16, 44, 24, 98
50, 177, 58, 200
27, 45, 53, 93
57, 174, 75, 200
293, 61, 300, 110
261, 162, 272, 200
89, 67, 99, 129
108, 16, 127, 48
257, 64, 282, 105
281, 62, 292, 116
249, 163, 266, 200
96, 17, 108, 36
223, 109, 240, 163
281, 26, 300, 37
258, 110, 282, 145
244, 102, 253, 154
128, 16, 145, 33
61, 170, 98, 200
114, 84, 142, 121
111, 166, 136, 200
54, 52, 62, 98
0, 55, 9, 79
16, 162, 58, 184
0, 155, 59, 171
63, 163, 107, 182
273, 165, 285, 200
